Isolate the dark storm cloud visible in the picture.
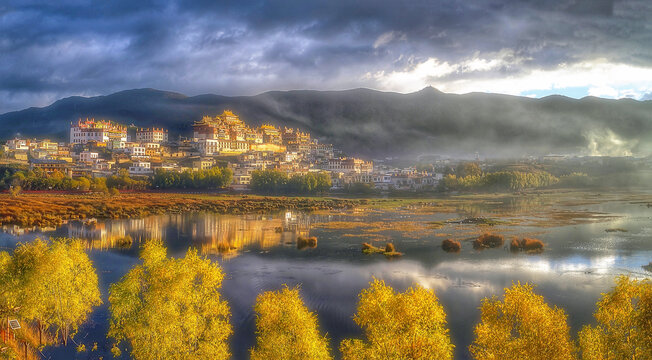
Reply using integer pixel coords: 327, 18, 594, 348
0, 0, 651, 113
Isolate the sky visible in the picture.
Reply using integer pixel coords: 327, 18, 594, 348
1, 0, 652, 114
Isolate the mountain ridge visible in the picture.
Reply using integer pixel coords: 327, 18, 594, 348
2, 87, 652, 158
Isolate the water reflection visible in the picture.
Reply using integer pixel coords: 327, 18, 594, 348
65, 211, 327, 257
1, 196, 651, 360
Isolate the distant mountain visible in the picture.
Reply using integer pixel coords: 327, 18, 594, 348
2, 87, 652, 158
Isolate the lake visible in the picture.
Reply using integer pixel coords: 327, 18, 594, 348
1, 191, 651, 359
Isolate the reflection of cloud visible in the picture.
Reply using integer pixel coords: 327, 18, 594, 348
219, 254, 621, 359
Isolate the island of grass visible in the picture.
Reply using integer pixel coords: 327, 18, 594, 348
362, 242, 402, 257
0, 193, 364, 228
605, 228, 628, 233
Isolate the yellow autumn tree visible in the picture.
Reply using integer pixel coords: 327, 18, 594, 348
250, 286, 332, 360
108, 240, 232, 360
340, 279, 454, 360
469, 282, 576, 360
0, 251, 15, 317
9, 238, 101, 346
579, 276, 651, 360
0, 251, 16, 348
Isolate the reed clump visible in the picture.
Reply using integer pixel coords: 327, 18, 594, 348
442, 239, 461, 252
510, 237, 545, 252
473, 233, 504, 249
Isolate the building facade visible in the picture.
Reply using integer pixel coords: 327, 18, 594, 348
136, 128, 168, 143
70, 118, 127, 144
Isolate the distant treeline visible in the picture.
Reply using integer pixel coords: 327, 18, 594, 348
0, 166, 232, 193
250, 169, 331, 194
152, 168, 233, 189
0, 166, 147, 192
439, 170, 560, 191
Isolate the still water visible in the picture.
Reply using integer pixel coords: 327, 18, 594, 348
1, 194, 651, 359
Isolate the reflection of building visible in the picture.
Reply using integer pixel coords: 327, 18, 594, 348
65, 211, 320, 256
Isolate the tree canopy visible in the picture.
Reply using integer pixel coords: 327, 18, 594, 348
1, 238, 101, 346
152, 168, 233, 189
469, 282, 576, 360
579, 276, 651, 360
250, 286, 332, 360
250, 169, 331, 194
340, 279, 454, 360
108, 240, 232, 360
440, 170, 559, 192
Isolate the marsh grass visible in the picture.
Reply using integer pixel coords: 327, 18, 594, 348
0, 193, 362, 228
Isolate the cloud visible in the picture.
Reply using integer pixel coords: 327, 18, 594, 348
0, 0, 651, 113
373, 56, 652, 99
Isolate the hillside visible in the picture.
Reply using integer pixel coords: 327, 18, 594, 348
2, 87, 651, 158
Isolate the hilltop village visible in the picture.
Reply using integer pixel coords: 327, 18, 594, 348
1, 110, 440, 191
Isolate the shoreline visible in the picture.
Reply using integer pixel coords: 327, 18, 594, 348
0, 193, 365, 228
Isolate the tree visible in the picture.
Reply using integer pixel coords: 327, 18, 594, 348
340, 279, 454, 360
469, 282, 576, 360
579, 276, 651, 360
457, 162, 482, 177
108, 240, 232, 360
250, 169, 289, 193
250, 286, 332, 360
9, 238, 101, 346
0, 251, 18, 343
151, 168, 232, 190
8, 185, 20, 197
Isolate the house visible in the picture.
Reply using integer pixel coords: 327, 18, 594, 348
30, 159, 71, 174
129, 161, 153, 175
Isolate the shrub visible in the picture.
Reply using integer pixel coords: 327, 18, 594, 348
473, 233, 504, 249
442, 239, 461, 252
